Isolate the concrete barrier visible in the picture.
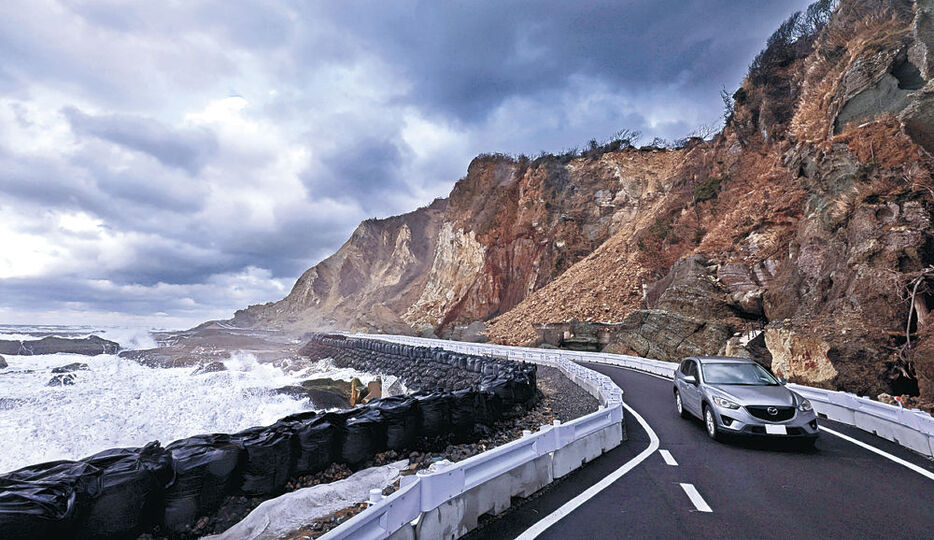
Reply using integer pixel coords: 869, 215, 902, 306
320, 335, 626, 540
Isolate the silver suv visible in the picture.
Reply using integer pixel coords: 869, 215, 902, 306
673, 356, 819, 445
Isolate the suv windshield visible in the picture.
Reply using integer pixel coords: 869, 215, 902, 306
701, 362, 779, 385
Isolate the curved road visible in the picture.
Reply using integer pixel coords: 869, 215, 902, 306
466, 363, 934, 539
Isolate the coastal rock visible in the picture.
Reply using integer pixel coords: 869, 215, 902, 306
47, 373, 77, 386
0, 335, 119, 356
274, 377, 355, 409
191, 361, 228, 375
51, 362, 89, 373
274, 385, 350, 409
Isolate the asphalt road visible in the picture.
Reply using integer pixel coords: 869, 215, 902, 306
467, 363, 934, 539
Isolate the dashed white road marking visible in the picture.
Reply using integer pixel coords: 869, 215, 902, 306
659, 449, 678, 466
819, 426, 934, 482
515, 401, 660, 539
679, 483, 712, 512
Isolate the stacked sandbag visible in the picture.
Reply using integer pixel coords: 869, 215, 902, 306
73, 442, 173, 539
274, 411, 343, 476
412, 391, 451, 436
0, 461, 102, 540
231, 426, 295, 496
339, 408, 387, 465
370, 397, 420, 450
162, 434, 242, 534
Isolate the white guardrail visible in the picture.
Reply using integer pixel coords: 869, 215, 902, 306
320, 335, 625, 540
323, 336, 934, 539
552, 347, 934, 459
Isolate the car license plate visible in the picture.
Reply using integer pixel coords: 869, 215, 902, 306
765, 424, 787, 435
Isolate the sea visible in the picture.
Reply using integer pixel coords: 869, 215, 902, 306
0, 324, 374, 474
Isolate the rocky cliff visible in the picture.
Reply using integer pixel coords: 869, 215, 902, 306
233, 148, 685, 336
234, 0, 934, 409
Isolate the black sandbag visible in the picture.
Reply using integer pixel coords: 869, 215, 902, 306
481, 390, 503, 423
484, 376, 517, 405
450, 389, 480, 432
370, 397, 420, 450
74, 442, 174, 539
472, 390, 494, 425
413, 392, 450, 436
231, 426, 295, 496
1, 460, 103, 539
0, 479, 78, 540
339, 408, 386, 465
163, 434, 242, 533
275, 411, 342, 476
513, 368, 536, 404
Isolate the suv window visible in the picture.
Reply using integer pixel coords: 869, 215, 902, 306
685, 360, 698, 379
679, 360, 691, 375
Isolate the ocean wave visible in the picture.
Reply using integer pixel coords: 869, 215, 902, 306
0, 352, 373, 474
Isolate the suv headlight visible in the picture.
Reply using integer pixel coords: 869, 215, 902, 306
712, 395, 740, 409
797, 397, 813, 412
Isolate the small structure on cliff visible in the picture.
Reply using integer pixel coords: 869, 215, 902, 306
534, 321, 616, 351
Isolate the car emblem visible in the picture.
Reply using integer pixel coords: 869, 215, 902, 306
767, 407, 778, 415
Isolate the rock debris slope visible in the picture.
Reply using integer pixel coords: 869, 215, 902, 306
232, 0, 934, 409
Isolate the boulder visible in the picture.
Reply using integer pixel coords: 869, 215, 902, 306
763, 327, 838, 384
645, 255, 736, 320
383, 378, 406, 397
608, 309, 734, 363
0, 355, 6, 369
51, 362, 89, 373
613, 255, 742, 361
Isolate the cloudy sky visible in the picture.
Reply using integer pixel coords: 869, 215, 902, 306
0, 0, 810, 329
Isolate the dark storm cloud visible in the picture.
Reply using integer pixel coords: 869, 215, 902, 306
312, 0, 811, 124
0, 0, 813, 324
312, 137, 411, 208
64, 107, 218, 174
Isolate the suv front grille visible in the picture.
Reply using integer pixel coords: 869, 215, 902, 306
746, 406, 795, 422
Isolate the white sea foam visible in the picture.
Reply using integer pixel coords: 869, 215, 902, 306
0, 352, 371, 474
0, 324, 158, 350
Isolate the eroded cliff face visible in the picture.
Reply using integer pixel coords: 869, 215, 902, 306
233, 148, 685, 337
234, 0, 934, 408
491, 0, 934, 405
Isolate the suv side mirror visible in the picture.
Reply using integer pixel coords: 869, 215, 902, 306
683, 374, 697, 385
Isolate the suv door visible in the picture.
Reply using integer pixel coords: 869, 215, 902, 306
679, 360, 702, 415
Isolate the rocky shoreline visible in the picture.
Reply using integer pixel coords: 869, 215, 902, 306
0, 335, 119, 356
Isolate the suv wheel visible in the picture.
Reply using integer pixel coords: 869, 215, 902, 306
675, 390, 689, 419
704, 405, 721, 441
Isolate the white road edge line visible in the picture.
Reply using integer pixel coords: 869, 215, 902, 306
659, 449, 678, 466
515, 401, 660, 540
679, 483, 712, 512
819, 426, 934, 482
